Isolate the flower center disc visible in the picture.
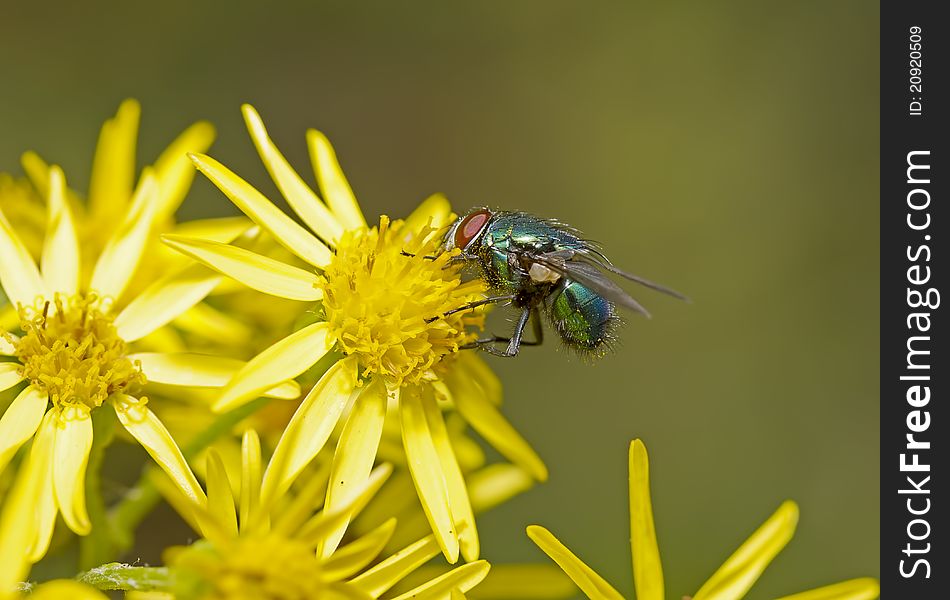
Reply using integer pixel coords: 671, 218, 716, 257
14, 294, 144, 411
179, 536, 325, 600
319, 216, 486, 387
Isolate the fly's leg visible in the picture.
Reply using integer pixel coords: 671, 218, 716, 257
521, 309, 545, 346
465, 309, 543, 349
497, 307, 532, 357
464, 307, 537, 357
425, 294, 517, 324
399, 250, 438, 261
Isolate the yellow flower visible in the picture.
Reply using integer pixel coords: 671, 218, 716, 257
162, 104, 548, 563
527, 440, 880, 600
3, 99, 258, 356
0, 143, 297, 566
158, 430, 490, 600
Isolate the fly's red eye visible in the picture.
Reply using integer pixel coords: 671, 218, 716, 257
454, 210, 491, 249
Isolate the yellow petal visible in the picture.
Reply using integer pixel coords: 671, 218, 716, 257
448, 373, 546, 481
27, 412, 58, 562
139, 329, 186, 353
169, 215, 252, 242
30, 580, 110, 599
12, 407, 59, 570
0, 385, 47, 475
306, 129, 366, 230
296, 463, 392, 547
0, 206, 47, 309
242, 104, 343, 244
172, 302, 254, 347
153, 121, 216, 220
353, 470, 423, 547
774, 578, 880, 600
399, 386, 459, 564
260, 356, 358, 507
390, 561, 491, 600
215, 322, 332, 412
320, 377, 388, 557
40, 166, 79, 296
0, 362, 24, 393
88, 99, 139, 220
0, 331, 17, 355
114, 264, 222, 341
350, 535, 442, 597
89, 171, 158, 303
468, 463, 534, 513
112, 395, 206, 505
325, 583, 375, 600
20, 151, 51, 197
322, 518, 397, 581
526, 525, 625, 600
401, 194, 454, 242
52, 408, 94, 534
239, 429, 263, 533
458, 564, 577, 599
0, 451, 42, 591
629, 440, 664, 600
451, 589, 467, 600
693, 501, 799, 600
162, 234, 323, 301
271, 461, 332, 538
423, 388, 479, 561
206, 450, 238, 537
190, 153, 332, 268
457, 352, 502, 405
130, 352, 300, 399
1, 305, 18, 331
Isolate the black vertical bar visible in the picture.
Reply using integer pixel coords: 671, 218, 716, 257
881, 0, 945, 595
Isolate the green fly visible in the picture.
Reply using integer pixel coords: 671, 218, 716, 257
439, 208, 687, 357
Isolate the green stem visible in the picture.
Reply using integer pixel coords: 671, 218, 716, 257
79, 405, 117, 570
106, 397, 269, 558
77, 562, 172, 591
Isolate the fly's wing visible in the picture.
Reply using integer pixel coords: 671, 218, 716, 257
530, 251, 653, 317
572, 248, 690, 301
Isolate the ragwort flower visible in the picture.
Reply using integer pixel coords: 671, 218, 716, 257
0, 137, 297, 564
4, 99, 257, 355
162, 105, 547, 563
156, 430, 490, 600
526, 440, 880, 600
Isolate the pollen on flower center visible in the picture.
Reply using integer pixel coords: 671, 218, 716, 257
319, 216, 486, 387
178, 536, 326, 600
13, 293, 144, 410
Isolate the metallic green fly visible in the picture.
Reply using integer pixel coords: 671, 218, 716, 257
439, 208, 687, 357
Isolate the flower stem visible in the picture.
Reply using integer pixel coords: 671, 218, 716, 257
79, 405, 118, 571
106, 397, 269, 558
76, 562, 172, 591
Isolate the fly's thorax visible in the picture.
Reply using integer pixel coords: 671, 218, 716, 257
488, 211, 586, 252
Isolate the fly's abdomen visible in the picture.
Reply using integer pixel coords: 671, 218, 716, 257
545, 280, 616, 352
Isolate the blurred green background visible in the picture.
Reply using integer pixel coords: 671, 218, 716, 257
2, 1, 879, 597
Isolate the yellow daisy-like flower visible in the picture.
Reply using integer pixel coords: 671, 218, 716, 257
162, 105, 548, 563
156, 429, 490, 600
4, 100, 260, 356
0, 148, 297, 567
527, 440, 880, 600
